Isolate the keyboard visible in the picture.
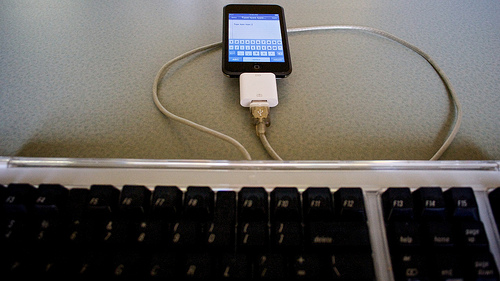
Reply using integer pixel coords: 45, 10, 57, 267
228, 39, 285, 62
1, 157, 500, 281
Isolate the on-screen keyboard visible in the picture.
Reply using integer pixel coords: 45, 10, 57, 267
1, 157, 500, 281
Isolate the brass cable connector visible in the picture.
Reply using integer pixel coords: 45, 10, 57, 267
250, 101, 271, 136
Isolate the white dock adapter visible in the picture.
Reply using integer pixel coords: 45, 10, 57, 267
239, 73, 278, 107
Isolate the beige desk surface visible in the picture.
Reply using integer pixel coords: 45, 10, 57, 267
1, 1, 499, 161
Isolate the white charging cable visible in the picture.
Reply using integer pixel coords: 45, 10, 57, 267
153, 25, 462, 161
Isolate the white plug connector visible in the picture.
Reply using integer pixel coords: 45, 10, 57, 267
239, 73, 278, 107
239, 72, 282, 160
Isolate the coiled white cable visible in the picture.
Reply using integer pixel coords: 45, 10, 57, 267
152, 42, 253, 160
153, 25, 462, 161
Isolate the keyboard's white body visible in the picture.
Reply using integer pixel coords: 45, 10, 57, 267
1, 157, 500, 281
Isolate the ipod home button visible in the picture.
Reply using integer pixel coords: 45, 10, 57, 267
253, 64, 261, 70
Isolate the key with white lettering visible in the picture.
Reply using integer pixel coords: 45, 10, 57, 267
430, 252, 465, 281
184, 253, 213, 279
238, 221, 268, 252
217, 254, 250, 280
302, 187, 333, 222
206, 191, 235, 251
422, 221, 454, 248
183, 186, 214, 221
328, 253, 375, 281
456, 221, 489, 250
270, 187, 301, 222
382, 187, 414, 221
386, 221, 421, 253
34, 184, 68, 216
271, 221, 302, 250
238, 187, 268, 222
466, 251, 499, 281
119, 185, 151, 220
444, 187, 479, 221
290, 254, 325, 280
334, 188, 366, 221
306, 221, 371, 252
170, 220, 200, 249
87, 185, 120, 218
255, 254, 286, 280
413, 187, 446, 221
65, 188, 89, 246
151, 186, 182, 221
392, 252, 428, 281
4, 183, 37, 215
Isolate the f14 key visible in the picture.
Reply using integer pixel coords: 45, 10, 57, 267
382, 186, 499, 281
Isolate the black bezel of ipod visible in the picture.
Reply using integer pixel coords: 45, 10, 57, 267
222, 4, 292, 78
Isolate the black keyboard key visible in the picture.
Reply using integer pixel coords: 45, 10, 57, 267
98, 219, 132, 246
238, 221, 269, 252
271, 221, 302, 250
88, 185, 120, 217
413, 187, 446, 221
170, 220, 201, 249
422, 221, 455, 248
184, 186, 214, 221
444, 187, 479, 221
270, 187, 301, 222
466, 251, 499, 281
382, 187, 414, 221
4, 183, 37, 215
34, 184, 68, 215
387, 221, 421, 253
238, 187, 268, 222
32, 251, 67, 278
302, 187, 333, 221
207, 191, 236, 250
151, 186, 182, 220
148, 253, 178, 279
214, 191, 236, 224
69, 252, 109, 279
217, 253, 251, 280
306, 221, 371, 252
67, 188, 89, 220
334, 187, 367, 221
65, 188, 91, 246
134, 220, 168, 248
183, 253, 214, 280
31, 215, 65, 245
456, 221, 489, 250
119, 185, 151, 219
392, 252, 428, 281
110, 251, 147, 280
328, 253, 375, 281
206, 222, 235, 251
2, 250, 34, 278
430, 252, 464, 281
255, 254, 287, 280
290, 254, 324, 280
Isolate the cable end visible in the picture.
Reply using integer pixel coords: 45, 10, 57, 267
239, 73, 278, 107
250, 101, 270, 136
